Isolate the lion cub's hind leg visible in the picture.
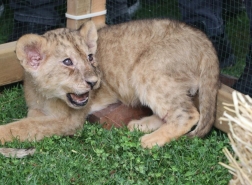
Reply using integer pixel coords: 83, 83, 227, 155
140, 98, 200, 148
127, 115, 164, 133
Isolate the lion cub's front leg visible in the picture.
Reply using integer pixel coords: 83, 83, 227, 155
127, 115, 164, 133
0, 116, 82, 144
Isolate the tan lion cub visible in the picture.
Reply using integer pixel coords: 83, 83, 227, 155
0, 19, 219, 148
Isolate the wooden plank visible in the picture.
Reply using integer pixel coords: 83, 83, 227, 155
0, 42, 24, 86
220, 74, 237, 87
0, 41, 16, 55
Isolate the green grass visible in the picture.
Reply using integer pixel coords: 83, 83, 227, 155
0, 85, 26, 124
0, 85, 232, 184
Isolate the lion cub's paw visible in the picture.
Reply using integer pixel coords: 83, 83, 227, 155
127, 120, 151, 133
140, 133, 168, 149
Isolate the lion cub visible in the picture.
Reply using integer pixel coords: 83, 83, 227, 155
0, 19, 219, 148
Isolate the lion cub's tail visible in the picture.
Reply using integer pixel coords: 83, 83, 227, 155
0, 148, 36, 158
188, 54, 220, 138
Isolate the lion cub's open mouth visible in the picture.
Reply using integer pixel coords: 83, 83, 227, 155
67, 92, 89, 106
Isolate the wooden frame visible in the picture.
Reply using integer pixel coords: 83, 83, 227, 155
0, 0, 235, 134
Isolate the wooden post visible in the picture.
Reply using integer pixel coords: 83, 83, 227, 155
91, 0, 106, 28
66, 0, 91, 29
66, 0, 106, 29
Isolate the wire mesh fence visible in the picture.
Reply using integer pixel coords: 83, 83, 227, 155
0, 0, 66, 44
0, 0, 251, 97
107, 0, 252, 97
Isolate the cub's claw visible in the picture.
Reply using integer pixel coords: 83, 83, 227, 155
127, 120, 142, 132
128, 115, 164, 133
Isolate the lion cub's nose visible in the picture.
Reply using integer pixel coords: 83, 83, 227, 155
86, 81, 97, 89
85, 75, 98, 89
85, 76, 98, 89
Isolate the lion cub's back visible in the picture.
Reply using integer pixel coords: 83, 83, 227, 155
96, 19, 218, 104
97, 18, 215, 70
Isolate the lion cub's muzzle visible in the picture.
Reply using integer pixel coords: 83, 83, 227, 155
67, 92, 89, 107
66, 77, 98, 107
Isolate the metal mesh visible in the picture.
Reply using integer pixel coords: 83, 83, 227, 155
0, 0, 251, 96
0, 0, 66, 43
106, 0, 252, 97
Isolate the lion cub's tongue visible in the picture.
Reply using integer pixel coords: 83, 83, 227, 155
70, 93, 88, 102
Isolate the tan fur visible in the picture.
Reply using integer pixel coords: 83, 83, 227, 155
0, 19, 219, 149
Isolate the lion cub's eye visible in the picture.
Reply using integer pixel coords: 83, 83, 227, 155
88, 54, 93, 62
62, 58, 73, 66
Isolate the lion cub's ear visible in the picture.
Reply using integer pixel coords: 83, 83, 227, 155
79, 21, 98, 54
16, 34, 47, 71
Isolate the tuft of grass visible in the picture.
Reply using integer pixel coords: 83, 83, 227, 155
0, 85, 232, 184
0, 84, 26, 124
